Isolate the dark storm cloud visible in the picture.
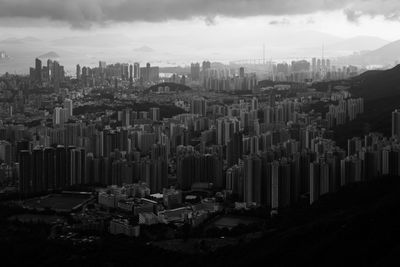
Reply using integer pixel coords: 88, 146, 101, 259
344, 9, 362, 23
0, 0, 399, 27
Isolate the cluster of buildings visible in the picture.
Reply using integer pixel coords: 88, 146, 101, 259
189, 62, 257, 91
29, 58, 65, 90
326, 97, 364, 128
0, 56, 389, 223
273, 58, 359, 82
98, 183, 221, 236
76, 61, 159, 87
0, 51, 8, 60
0, 77, 371, 211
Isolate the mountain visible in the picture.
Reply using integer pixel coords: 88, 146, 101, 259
337, 39, 400, 66
327, 36, 389, 54
350, 64, 400, 100
133, 46, 155, 53
38, 51, 60, 59
52, 34, 134, 47
362, 40, 400, 65
326, 64, 400, 144
147, 82, 191, 93
0, 36, 40, 44
206, 176, 400, 266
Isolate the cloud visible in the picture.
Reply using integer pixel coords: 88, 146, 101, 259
204, 16, 217, 26
0, 0, 399, 28
344, 9, 362, 23
269, 18, 290, 25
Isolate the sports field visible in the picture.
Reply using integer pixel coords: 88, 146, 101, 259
23, 193, 93, 212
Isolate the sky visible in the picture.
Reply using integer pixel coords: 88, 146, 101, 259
1, 0, 400, 74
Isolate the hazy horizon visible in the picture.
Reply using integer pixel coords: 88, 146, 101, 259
2, 0, 400, 74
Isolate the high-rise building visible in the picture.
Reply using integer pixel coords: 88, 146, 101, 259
226, 164, 244, 200
76, 64, 81, 80
63, 99, 73, 117
202, 61, 211, 73
19, 150, 32, 194
53, 107, 68, 126
244, 155, 262, 204
309, 161, 320, 204
44, 147, 55, 190
251, 97, 259, 111
134, 63, 140, 79
35, 58, 42, 83
0, 140, 12, 164
140, 63, 159, 82
191, 97, 207, 117
129, 64, 133, 85
392, 109, 400, 138
191, 63, 200, 81
32, 147, 44, 193
312, 58, 317, 73
99, 61, 107, 69
239, 67, 245, 78
149, 107, 160, 121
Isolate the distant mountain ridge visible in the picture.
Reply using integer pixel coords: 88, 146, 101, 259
327, 36, 389, 54
133, 46, 154, 53
338, 39, 400, 66
38, 51, 60, 59
0, 36, 41, 44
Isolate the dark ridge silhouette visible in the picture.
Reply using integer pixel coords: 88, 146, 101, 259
205, 176, 400, 266
328, 65, 400, 145
257, 80, 275, 88
350, 64, 400, 100
147, 82, 192, 93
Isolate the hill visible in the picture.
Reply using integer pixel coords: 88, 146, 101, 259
350, 64, 400, 100
2, 177, 400, 266
204, 176, 400, 266
147, 82, 192, 93
338, 39, 400, 66
325, 65, 400, 145
327, 36, 389, 54
133, 46, 155, 53
38, 51, 60, 59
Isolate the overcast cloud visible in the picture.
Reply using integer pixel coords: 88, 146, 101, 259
1, 0, 400, 28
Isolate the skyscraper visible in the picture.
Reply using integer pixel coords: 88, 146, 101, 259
149, 107, 160, 121
134, 63, 140, 79
129, 64, 133, 85
191, 97, 207, 117
19, 150, 32, 194
202, 61, 211, 73
392, 109, 400, 138
76, 64, 81, 80
35, 58, 42, 83
63, 99, 73, 117
191, 63, 200, 81
239, 67, 245, 78
99, 61, 107, 69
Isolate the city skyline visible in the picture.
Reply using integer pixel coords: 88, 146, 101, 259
2, 1, 400, 74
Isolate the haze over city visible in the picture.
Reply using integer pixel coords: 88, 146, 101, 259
1, 0, 400, 74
